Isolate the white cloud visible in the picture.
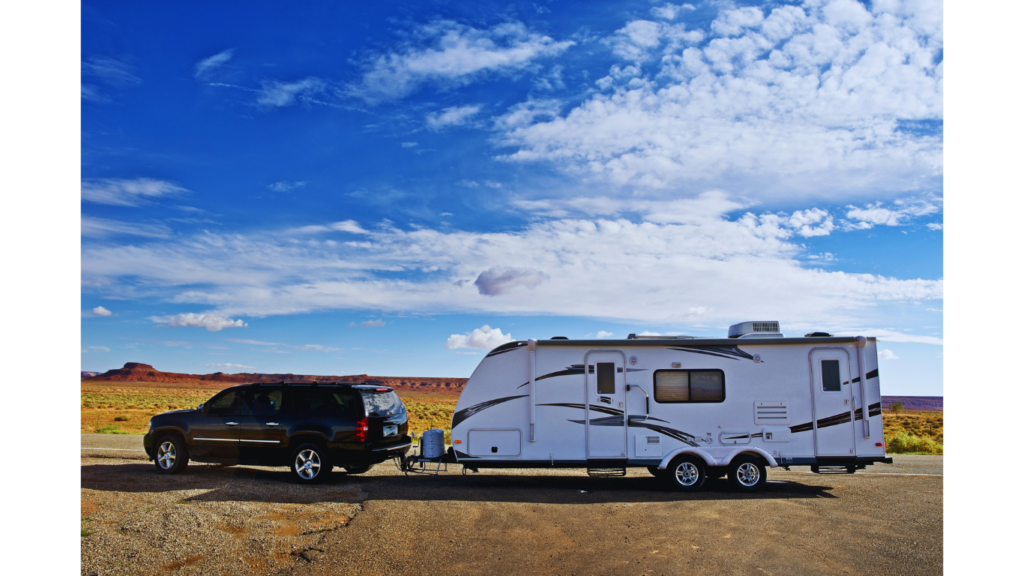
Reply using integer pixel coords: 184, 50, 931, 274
926, 222, 942, 230
81, 57, 141, 103
82, 216, 172, 239
426, 105, 482, 130
349, 20, 574, 103
651, 4, 694, 21
878, 349, 899, 360
92, 306, 112, 316
290, 220, 370, 235
152, 313, 247, 331
194, 49, 234, 79
206, 362, 255, 371
446, 325, 514, 350
474, 267, 548, 296
844, 201, 940, 229
360, 319, 386, 327
82, 178, 188, 207
268, 181, 306, 192
83, 192, 941, 332
496, 1, 943, 197
596, 331, 614, 338
401, 142, 419, 148
256, 77, 327, 108
227, 338, 339, 352
82, 346, 111, 353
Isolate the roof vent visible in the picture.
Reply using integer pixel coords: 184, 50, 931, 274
804, 331, 833, 337
728, 321, 783, 339
550, 336, 568, 340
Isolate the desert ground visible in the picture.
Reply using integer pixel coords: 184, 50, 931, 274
82, 434, 942, 576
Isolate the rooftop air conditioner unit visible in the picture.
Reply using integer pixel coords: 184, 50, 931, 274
728, 321, 783, 338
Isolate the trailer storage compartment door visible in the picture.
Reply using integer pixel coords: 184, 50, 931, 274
468, 429, 522, 456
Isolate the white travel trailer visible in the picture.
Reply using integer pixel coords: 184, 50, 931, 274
447, 322, 891, 491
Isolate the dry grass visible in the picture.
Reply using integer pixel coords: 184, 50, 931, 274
882, 410, 943, 454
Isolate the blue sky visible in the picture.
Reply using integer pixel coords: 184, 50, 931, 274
81, 0, 943, 395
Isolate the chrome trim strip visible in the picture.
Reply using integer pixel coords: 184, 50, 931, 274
193, 438, 237, 442
239, 439, 280, 444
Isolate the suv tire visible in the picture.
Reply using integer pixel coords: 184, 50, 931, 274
290, 443, 331, 484
154, 435, 189, 474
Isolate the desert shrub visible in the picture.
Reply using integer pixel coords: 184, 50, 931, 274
113, 415, 129, 422
891, 402, 904, 414
884, 431, 943, 454
96, 424, 130, 434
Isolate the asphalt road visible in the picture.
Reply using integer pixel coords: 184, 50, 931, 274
81, 434, 942, 575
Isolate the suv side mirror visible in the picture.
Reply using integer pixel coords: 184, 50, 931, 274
197, 403, 205, 412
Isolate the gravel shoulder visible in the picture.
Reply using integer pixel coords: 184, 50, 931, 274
81, 442, 942, 576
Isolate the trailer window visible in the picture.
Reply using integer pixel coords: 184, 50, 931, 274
654, 370, 724, 403
821, 360, 842, 392
596, 363, 616, 394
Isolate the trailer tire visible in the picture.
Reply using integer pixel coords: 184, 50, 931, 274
728, 455, 766, 492
664, 455, 706, 491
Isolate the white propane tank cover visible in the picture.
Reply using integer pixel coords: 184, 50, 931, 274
422, 429, 445, 459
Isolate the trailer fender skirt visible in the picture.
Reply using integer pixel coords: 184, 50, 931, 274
658, 447, 779, 470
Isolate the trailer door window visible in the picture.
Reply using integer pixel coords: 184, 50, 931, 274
596, 363, 616, 394
654, 370, 725, 403
821, 360, 842, 392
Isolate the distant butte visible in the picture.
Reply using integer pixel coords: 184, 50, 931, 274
86, 362, 467, 392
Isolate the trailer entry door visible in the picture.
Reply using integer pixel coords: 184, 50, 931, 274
809, 349, 857, 457
585, 352, 627, 459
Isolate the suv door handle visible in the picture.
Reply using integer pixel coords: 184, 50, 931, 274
266, 422, 279, 426
226, 422, 238, 426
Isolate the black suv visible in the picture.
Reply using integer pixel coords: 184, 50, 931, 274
143, 383, 411, 483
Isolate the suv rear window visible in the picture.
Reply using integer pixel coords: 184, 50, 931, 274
359, 390, 405, 417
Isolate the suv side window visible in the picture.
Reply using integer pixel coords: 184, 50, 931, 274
292, 387, 361, 418
206, 389, 247, 415
248, 387, 284, 416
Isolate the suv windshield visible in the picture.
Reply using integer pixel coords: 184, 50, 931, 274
359, 390, 405, 417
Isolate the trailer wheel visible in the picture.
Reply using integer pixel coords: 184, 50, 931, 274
728, 455, 766, 492
665, 456, 705, 491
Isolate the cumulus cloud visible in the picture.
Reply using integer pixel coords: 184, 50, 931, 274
474, 267, 548, 296
596, 331, 614, 338
651, 4, 695, 20
497, 1, 943, 197
426, 105, 482, 130
152, 313, 247, 331
82, 193, 942, 335
349, 20, 574, 103
878, 349, 899, 360
256, 77, 327, 108
268, 181, 306, 192
445, 325, 514, 350
206, 362, 255, 371
92, 306, 112, 316
194, 49, 234, 79
82, 178, 188, 207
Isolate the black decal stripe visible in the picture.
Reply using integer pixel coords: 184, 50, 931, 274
668, 345, 755, 362
851, 369, 880, 384
790, 402, 883, 433
453, 449, 477, 459
539, 403, 667, 422
451, 395, 528, 428
485, 341, 527, 358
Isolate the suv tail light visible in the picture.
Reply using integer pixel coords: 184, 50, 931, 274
356, 417, 369, 442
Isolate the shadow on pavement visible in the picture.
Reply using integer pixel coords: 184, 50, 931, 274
81, 462, 837, 504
